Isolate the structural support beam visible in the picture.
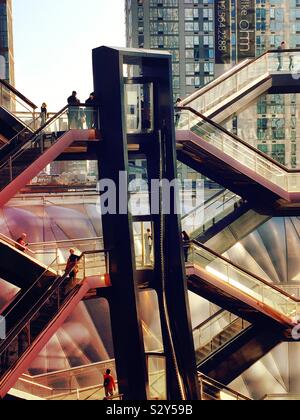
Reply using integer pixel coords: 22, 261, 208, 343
93, 46, 148, 401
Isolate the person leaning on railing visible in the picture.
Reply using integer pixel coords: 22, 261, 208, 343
67, 91, 80, 129
85, 92, 97, 129
175, 98, 182, 126
65, 249, 80, 289
182, 231, 191, 263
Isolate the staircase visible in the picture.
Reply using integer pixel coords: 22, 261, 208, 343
177, 107, 300, 210
179, 49, 300, 124
187, 241, 299, 329
0, 249, 110, 399
0, 104, 99, 207
195, 317, 250, 365
192, 306, 283, 385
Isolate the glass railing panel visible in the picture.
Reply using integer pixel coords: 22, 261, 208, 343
0, 106, 97, 192
48, 384, 121, 400
267, 51, 300, 73
279, 285, 300, 300
0, 254, 59, 337
24, 355, 165, 401
227, 264, 297, 318
288, 173, 300, 193
29, 238, 104, 270
0, 256, 61, 380
10, 111, 41, 133
80, 251, 109, 278
146, 354, 167, 401
15, 360, 122, 400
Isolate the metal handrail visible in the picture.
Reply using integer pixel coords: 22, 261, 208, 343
0, 79, 38, 110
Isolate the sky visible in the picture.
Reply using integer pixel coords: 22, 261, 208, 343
13, 0, 126, 110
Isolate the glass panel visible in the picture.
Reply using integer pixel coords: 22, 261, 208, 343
125, 83, 154, 134
133, 222, 154, 270
147, 355, 167, 401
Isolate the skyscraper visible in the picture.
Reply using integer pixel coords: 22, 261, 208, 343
126, 1, 300, 98
126, 0, 300, 169
0, 0, 14, 85
126, 0, 216, 100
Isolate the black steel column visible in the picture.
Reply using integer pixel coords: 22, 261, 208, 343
93, 46, 148, 400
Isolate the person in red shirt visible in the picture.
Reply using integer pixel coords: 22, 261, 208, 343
103, 369, 116, 399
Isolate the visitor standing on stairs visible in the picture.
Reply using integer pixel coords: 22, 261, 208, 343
103, 369, 116, 399
65, 249, 80, 289
144, 228, 153, 266
67, 91, 80, 129
85, 92, 97, 129
16, 233, 29, 253
40, 103, 48, 127
277, 41, 286, 71
182, 231, 191, 263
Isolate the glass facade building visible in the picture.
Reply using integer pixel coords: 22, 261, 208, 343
126, 1, 300, 98
0, 0, 14, 84
126, 1, 300, 168
126, 0, 215, 100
